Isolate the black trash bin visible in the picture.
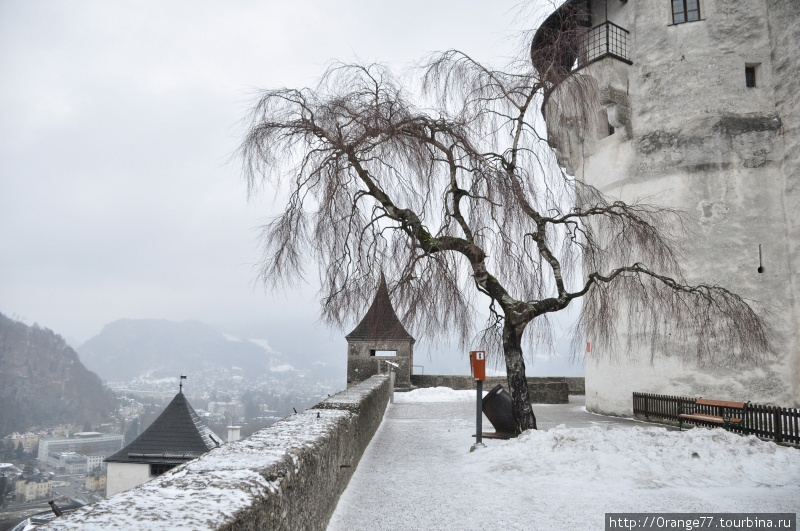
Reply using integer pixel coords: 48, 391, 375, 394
482, 384, 516, 436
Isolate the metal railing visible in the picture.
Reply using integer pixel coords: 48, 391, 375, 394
538, 20, 632, 111
633, 392, 800, 446
579, 21, 632, 68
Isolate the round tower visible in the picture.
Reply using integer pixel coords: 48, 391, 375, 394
533, 0, 800, 414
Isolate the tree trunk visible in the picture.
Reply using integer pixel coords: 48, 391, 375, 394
502, 321, 537, 434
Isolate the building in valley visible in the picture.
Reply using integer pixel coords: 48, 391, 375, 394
37, 432, 123, 466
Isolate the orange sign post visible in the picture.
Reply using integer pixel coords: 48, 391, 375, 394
469, 350, 486, 447
470, 350, 486, 381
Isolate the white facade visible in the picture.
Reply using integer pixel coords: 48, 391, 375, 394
539, 0, 800, 414
86, 454, 106, 472
38, 433, 124, 462
15, 478, 53, 501
49, 452, 88, 474
106, 462, 151, 497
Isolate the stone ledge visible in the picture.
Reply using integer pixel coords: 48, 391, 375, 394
41, 375, 390, 531
315, 374, 390, 413
409, 375, 582, 403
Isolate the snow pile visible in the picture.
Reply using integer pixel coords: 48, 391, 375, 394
329, 390, 800, 531
397, 387, 477, 402
467, 424, 800, 489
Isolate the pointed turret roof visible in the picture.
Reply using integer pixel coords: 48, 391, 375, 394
106, 391, 219, 465
345, 275, 415, 342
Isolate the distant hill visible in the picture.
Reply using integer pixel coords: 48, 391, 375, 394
76, 319, 273, 382
0, 312, 116, 435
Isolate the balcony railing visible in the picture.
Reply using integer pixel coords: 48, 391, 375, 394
579, 21, 632, 68
532, 14, 633, 111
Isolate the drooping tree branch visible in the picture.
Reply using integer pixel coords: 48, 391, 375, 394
239, 58, 773, 435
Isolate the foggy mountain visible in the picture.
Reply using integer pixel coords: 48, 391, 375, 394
76, 319, 281, 382
0, 312, 116, 435
76, 314, 579, 386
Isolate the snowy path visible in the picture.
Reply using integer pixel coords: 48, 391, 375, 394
327, 389, 800, 531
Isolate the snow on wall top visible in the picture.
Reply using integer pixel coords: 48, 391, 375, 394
38, 377, 391, 531
316, 374, 389, 411
41, 375, 390, 530
41, 408, 352, 531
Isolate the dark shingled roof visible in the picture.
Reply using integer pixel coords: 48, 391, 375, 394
346, 275, 414, 342
106, 391, 219, 465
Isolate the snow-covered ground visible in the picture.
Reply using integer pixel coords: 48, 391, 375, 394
327, 388, 800, 531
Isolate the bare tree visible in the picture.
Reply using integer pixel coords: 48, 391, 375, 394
239, 48, 772, 434
0, 472, 13, 508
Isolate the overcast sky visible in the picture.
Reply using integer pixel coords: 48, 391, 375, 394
0, 0, 581, 376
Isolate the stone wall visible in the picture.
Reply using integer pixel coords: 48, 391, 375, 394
540, 0, 799, 415
41, 375, 390, 531
347, 339, 413, 389
563, 377, 586, 395
410, 375, 582, 403
766, 0, 800, 406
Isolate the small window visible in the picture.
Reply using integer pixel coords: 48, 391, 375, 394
672, 0, 700, 24
370, 350, 397, 357
150, 463, 175, 476
745, 65, 757, 88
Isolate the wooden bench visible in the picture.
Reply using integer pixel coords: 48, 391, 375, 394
678, 398, 750, 431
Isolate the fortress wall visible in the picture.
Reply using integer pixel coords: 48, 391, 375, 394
544, 0, 799, 415
347, 339, 413, 388
766, 0, 800, 409
41, 375, 390, 531
410, 375, 578, 401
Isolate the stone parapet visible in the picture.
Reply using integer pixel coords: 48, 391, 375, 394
41, 375, 390, 531
564, 377, 586, 395
409, 375, 583, 402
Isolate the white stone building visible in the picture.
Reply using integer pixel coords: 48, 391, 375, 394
48, 451, 87, 474
532, 0, 799, 414
37, 432, 124, 463
86, 454, 106, 472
